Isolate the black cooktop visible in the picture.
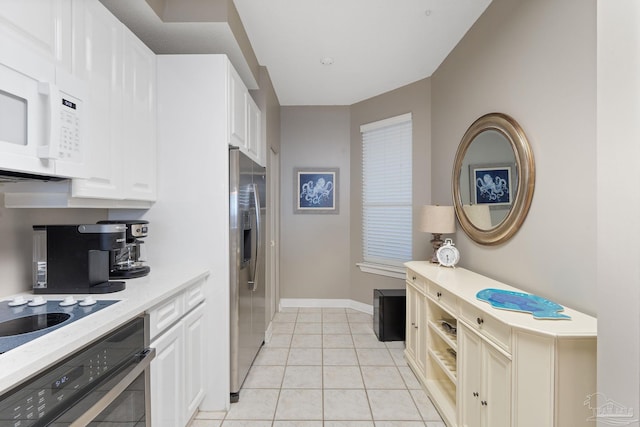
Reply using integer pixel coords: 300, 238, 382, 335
0, 299, 119, 354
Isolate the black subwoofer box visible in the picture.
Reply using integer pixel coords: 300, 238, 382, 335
373, 288, 406, 341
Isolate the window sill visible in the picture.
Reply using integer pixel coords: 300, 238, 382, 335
356, 263, 406, 280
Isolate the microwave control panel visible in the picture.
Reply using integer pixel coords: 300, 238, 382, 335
58, 95, 81, 163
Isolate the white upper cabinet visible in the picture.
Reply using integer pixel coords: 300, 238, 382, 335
71, 0, 156, 204
246, 93, 263, 165
121, 30, 156, 201
227, 62, 264, 166
228, 63, 247, 150
0, 0, 72, 72
71, 0, 124, 199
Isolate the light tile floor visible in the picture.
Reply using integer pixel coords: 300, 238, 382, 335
189, 307, 446, 427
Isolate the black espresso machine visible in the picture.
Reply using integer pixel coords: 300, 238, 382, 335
33, 224, 127, 294
98, 220, 151, 279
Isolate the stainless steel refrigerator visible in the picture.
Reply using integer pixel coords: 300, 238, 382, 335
229, 147, 266, 403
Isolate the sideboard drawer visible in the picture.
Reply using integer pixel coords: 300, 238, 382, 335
406, 270, 427, 294
427, 282, 458, 316
459, 300, 511, 353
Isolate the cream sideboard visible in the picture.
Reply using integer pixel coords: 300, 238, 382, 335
404, 261, 597, 427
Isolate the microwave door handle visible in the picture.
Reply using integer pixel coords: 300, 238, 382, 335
37, 82, 61, 160
248, 183, 261, 292
68, 348, 156, 427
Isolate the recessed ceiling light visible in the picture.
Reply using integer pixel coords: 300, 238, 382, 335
320, 57, 334, 65
425, 9, 432, 16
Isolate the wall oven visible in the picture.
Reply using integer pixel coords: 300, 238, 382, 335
0, 316, 155, 426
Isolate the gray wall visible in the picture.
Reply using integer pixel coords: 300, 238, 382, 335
280, 106, 351, 300
0, 193, 107, 296
277, 0, 598, 320
431, 0, 597, 315
279, 81, 431, 304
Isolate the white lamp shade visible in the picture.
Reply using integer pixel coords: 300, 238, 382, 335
463, 204, 492, 229
419, 205, 456, 234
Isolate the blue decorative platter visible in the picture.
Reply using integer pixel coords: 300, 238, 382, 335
476, 288, 571, 320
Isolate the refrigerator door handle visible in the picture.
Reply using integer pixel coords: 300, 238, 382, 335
248, 182, 261, 292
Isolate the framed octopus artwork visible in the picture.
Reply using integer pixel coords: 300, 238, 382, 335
469, 163, 514, 206
294, 167, 339, 214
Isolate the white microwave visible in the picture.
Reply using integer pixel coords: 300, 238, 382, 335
0, 45, 86, 179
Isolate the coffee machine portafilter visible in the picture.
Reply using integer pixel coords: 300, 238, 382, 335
97, 220, 151, 279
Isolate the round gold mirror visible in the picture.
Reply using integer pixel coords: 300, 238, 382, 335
452, 113, 535, 245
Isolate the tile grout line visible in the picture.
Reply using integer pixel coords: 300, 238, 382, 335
218, 307, 442, 427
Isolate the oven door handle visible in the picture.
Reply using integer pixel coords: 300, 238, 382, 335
68, 347, 156, 427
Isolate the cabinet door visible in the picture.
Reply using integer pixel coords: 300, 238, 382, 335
458, 324, 482, 427
122, 29, 156, 201
0, 0, 71, 71
151, 321, 184, 427
406, 285, 427, 377
71, 0, 124, 199
246, 93, 263, 165
483, 344, 511, 427
415, 292, 427, 376
405, 285, 419, 369
228, 63, 247, 149
459, 324, 511, 427
183, 303, 206, 422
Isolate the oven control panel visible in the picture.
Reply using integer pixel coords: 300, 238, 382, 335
0, 317, 144, 426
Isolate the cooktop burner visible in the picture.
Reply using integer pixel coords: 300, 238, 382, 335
0, 298, 119, 354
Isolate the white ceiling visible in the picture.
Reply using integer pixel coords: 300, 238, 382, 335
101, 0, 493, 106
233, 0, 492, 106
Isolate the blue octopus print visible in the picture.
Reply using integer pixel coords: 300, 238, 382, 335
476, 173, 509, 203
299, 174, 334, 208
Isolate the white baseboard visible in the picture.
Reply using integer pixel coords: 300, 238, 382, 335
279, 298, 373, 315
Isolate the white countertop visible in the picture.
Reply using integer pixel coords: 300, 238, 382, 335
405, 261, 597, 337
0, 267, 210, 395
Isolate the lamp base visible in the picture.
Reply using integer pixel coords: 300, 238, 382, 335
430, 233, 444, 263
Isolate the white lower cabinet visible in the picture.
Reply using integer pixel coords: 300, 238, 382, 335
404, 261, 597, 427
183, 303, 206, 417
151, 319, 184, 427
458, 323, 511, 427
149, 281, 206, 427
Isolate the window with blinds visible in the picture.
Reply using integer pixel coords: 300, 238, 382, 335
360, 113, 412, 272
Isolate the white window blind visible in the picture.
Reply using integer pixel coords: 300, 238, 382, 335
360, 113, 412, 268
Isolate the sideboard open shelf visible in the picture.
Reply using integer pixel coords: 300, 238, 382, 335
404, 261, 597, 427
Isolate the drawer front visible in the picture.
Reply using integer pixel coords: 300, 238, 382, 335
149, 293, 185, 340
184, 279, 206, 313
427, 282, 458, 316
459, 300, 511, 353
406, 270, 427, 294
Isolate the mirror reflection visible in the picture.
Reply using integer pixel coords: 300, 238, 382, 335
452, 113, 535, 246
458, 130, 517, 230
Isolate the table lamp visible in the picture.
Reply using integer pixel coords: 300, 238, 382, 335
419, 205, 456, 263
